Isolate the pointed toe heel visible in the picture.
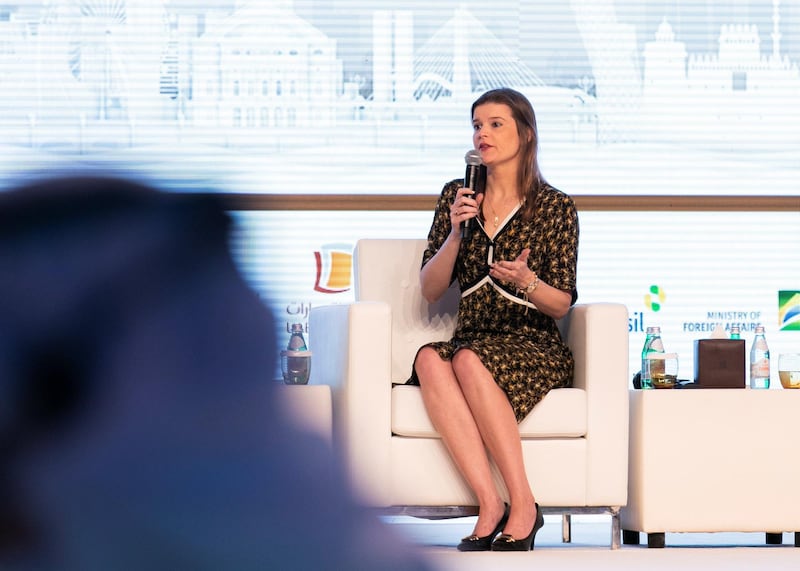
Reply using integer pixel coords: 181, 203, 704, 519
491, 502, 544, 552
457, 503, 509, 552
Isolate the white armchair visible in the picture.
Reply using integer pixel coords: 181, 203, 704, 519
309, 238, 629, 548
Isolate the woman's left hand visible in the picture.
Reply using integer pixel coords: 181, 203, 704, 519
489, 248, 535, 290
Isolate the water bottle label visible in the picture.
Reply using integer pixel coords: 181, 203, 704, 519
751, 359, 770, 378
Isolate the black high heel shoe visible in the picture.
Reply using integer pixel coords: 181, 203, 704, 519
457, 503, 510, 552
491, 502, 544, 551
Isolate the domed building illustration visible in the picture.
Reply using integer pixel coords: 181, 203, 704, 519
190, 0, 342, 133
641, 0, 800, 144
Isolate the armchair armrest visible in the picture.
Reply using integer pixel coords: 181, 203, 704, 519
309, 302, 394, 503
564, 303, 629, 506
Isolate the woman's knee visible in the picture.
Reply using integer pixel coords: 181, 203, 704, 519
451, 349, 482, 378
414, 347, 448, 382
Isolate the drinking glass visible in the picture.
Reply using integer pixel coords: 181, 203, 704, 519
648, 352, 679, 389
778, 353, 800, 389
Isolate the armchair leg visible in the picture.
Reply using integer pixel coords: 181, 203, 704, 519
610, 507, 621, 550
545, 506, 621, 549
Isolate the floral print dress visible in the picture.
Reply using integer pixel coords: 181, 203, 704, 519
409, 179, 579, 422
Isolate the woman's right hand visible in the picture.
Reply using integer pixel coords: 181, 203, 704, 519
449, 187, 482, 237
422, 187, 480, 303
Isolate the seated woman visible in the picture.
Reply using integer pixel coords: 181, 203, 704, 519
409, 87, 579, 552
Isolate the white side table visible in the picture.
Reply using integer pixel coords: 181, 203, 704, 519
620, 388, 800, 548
275, 384, 333, 444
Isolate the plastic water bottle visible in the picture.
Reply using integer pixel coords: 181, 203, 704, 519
640, 326, 665, 390
749, 325, 770, 389
730, 325, 741, 339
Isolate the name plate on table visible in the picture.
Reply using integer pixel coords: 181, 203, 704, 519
693, 339, 745, 388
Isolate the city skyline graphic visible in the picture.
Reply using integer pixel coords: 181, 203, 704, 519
1, 1, 794, 384
0, 0, 798, 199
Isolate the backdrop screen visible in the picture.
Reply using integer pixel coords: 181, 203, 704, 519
0, 2, 797, 385
0, 1, 799, 197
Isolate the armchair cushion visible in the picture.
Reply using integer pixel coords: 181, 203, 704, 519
391, 385, 587, 438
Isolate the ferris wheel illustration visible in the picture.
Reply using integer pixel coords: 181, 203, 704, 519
44, 0, 168, 121
67, 0, 129, 120
44, 0, 166, 121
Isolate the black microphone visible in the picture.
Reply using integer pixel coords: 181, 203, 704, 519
461, 149, 483, 240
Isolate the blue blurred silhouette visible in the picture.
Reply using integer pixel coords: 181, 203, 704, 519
0, 174, 431, 570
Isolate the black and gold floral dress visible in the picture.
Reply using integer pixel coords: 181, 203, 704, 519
409, 179, 579, 422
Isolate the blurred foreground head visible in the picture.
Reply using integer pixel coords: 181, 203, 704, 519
0, 175, 430, 570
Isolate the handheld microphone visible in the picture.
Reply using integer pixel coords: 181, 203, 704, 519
461, 149, 483, 240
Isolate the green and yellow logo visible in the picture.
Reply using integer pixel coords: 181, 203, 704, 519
779, 290, 800, 331
644, 285, 666, 312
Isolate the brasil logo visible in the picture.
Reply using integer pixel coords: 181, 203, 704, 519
778, 290, 800, 331
644, 285, 666, 312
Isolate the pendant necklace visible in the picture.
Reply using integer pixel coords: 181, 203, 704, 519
487, 196, 523, 228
